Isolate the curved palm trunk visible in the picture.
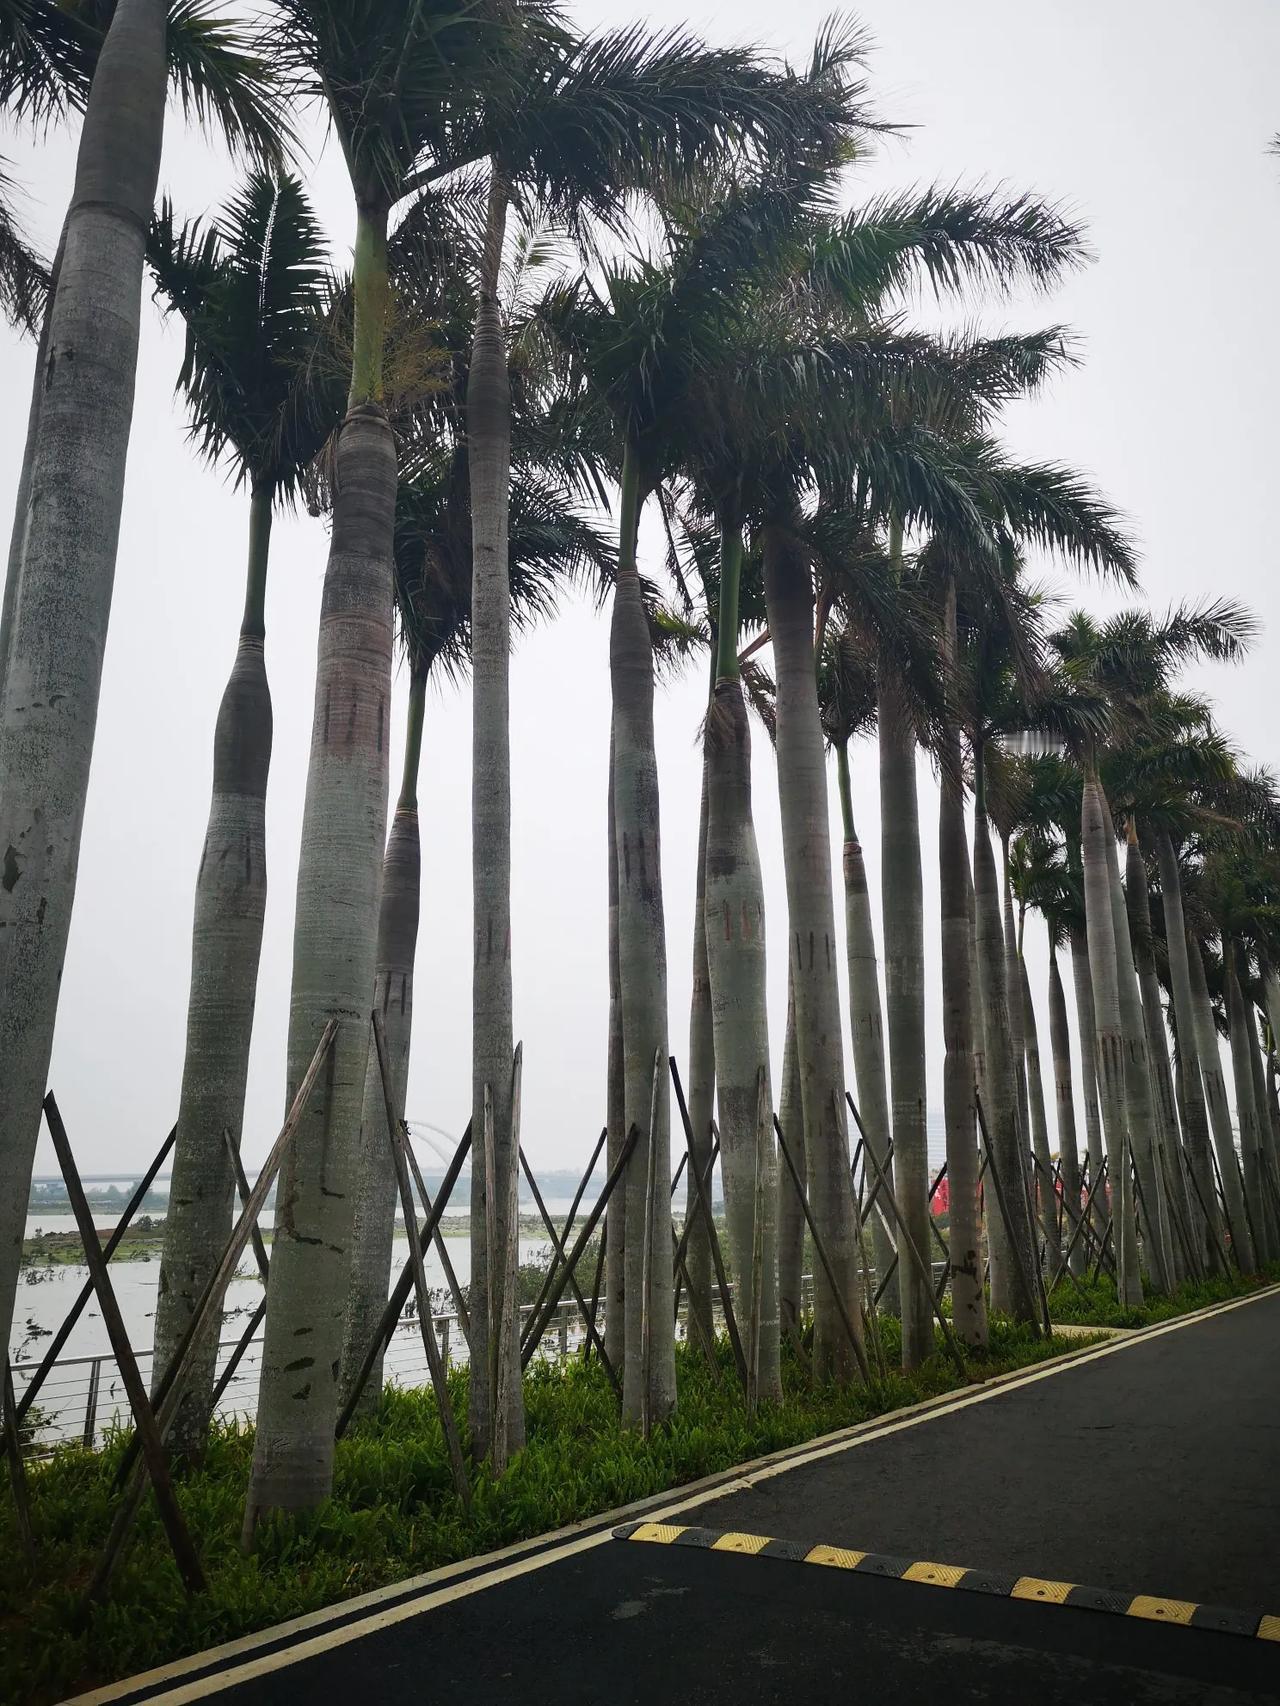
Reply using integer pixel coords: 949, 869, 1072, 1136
467, 167, 524, 1461
152, 492, 273, 1460
1102, 819, 1172, 1291
1080, 775, 1142, 1307
1187, 931, 1255, 1270
1155, 833, 1220, 1268
611, 444, 676, 1427
776, 975, 804, 1334
878, 664, 931, 1369
604, 735, 626, 1371
837, 740, 897, 1315
1124, 833, 1190, 1282
1047, 944, 1084, 1276
762, 519, 862, 1384
339, 672, 425, 1417
245, 203, 395, 1524
1225, 945, 1273, 1265
684, 703, 715, 1352
1018, 948, 1057, 1258
972, 760, 1039, 1324
0, 0, 168, 1353
1069, 924, 1107, 1245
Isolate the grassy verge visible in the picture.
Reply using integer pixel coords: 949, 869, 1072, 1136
1046, 1260, 1280, 1327
4, 1318, 1095, 1703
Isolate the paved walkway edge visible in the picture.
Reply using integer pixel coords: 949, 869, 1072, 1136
65, 1279, 1280, 1706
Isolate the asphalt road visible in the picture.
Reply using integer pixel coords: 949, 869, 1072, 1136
92, 1288, 1280, 1706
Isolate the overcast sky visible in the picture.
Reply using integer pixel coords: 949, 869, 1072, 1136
3, 0, 1277, 1182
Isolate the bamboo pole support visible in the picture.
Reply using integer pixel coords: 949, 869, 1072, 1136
974, 1090, 1048, 1334
521, 1126, 607, 1351
16, 1123, 176, 1425
772, 1109, 871, 1383
583, 1223, 607, 1365
45, 1095, 206, 1597
372, 1013, 471, 1506
860, 1134, 967, 1377
401, 1134, 470, 1344
670, 1059, 749, 1390
520, 1148, 618, 1393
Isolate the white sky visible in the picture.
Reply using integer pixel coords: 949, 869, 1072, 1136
3, 0, 1277, 1180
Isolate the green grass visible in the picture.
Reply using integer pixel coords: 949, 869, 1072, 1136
4, 1319, 1090, 1703
1046, 1259, 1280, 1328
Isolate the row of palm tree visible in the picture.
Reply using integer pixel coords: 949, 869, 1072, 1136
3, 2, 1278, 1529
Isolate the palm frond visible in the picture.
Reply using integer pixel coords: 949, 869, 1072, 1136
167, 0, 294, 167
0, 156, 49, 334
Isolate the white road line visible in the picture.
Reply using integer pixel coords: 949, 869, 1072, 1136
64, 1280, 1280, 1706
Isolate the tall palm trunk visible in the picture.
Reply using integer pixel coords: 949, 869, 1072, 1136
604, 734, 626, 1370
761, 519, 862, 1384
776, 976, 804, 1333
1102, 818, 1172, 1291
1225, 943, 1273, 1265
703, 527, 779, 1400
878, 660, 931, 1370
1187, 931, 1255, 1270
1243, 992, 1280, 1259
1080, 774, 1142, 1307
1047, 943, 1084, 1276
1154, 833, 1220, 1267
937, 585, 983, 1345
971, 753, 1039, 1323
152, 490, 273, 1459
684, 685, 715, 1352
245, 202, 395, 1523
1018, 947, 1057, 1257
1001, 853, 1035, 1242
1124, 832, 1190, 1281
0, 0, 168, 1352
611, 443, 676, 1426
1069, 924, 1107, 1245
836, 740, 897, 1314
340, 672, 425, 1416
467, 167, 524, 1460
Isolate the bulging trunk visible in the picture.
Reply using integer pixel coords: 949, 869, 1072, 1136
467, 169, 524, 1461
837, 743, 897, 1316
604, 734, 627, 1371
878, 666, 932, 1370
972, 794, 1040, 1324
1069, 924, 1107, 1245
1155, 834, 1220, 1269
611, 448, 675, 1427
153, 495, 274, 1460
340, 676, 426, 1417
776, 976, 805, 1333
1187, 931, 1255, 1270
936, 627, 984, 1346
1102, 820, 1172, 1292
684, 731, 715, 1353
703, 681, 780, 1401
245, 214, 396, 1517
762, 520, 862, 1384
1080, 776, 1142, 1307
0, 0, 168, 1354
1047, 945, 1084, 1277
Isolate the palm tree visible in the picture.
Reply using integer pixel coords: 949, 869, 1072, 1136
143, 172, 337, 1460
0, 0, 284, 1363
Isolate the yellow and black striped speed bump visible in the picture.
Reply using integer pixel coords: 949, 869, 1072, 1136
612, 1522, 1280, 1644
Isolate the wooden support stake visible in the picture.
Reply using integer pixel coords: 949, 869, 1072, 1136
45, 1095, 205, 1596
492, 1045, 523, 1469
1183, 1150, 1234, 1279
3, 1359, 34, 1563
584, 1222, 607, 1366
974, 1091, 1048, 1334
225, 1130, 270, 1281
860, 1135, 966, 1378
520, 1147, 619, 1394
336, 1121, 471, 1438
640, 1048, 661, 1436
521, 1126, 607, 1352
670, 1059, 749, 1391
401, 1136, 470, 1345
521, 1126, 637, 1365
482, 1081, 500, 1467
372, 1013, 471, 1507
746, 1068, 768, 1412
209, 1298, 265, 1413
671, 1137, 721, 1297
16, 1122, 177, 1426
772, 1110, 871, 1384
